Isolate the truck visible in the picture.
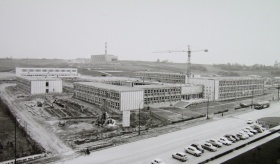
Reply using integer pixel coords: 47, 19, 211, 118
254, 101, 270, 109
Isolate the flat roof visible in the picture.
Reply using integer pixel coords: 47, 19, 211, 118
190, 76, 264, 80
75, 82, 143, 92
17, 76, 62, 81
135, 83, 199, 89
79, 76, 141, 82
16, 67, 77, 70
136, 71, 186, 75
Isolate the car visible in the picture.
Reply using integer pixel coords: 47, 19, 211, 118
231, 134, 240, 141
245, 127, 258, 134
191, 143, 204, 153
224, 134, 237, 143
172, 152, 188, 162
206, 139, 223, 148
201, 143, 217, 152
236, 132, 249, 140
218, 137, 232, 145
184, 146, 202, 157
247, 119, 254, 124
151, 158, 166, 164
250, 125, 264, 133
242, 129, 254, 137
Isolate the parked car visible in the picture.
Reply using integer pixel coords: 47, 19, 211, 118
247, 119, 254, 124
231, 134, 240, 141
201, 143, 217, 152
224, 134, 237, 143
184, 146, 202, 157
250, 125, 264, 133
236, 132, 249, 140
218, 137, 232, 145
191, 144, 204, 153
242, 129, 254, 137
172, 152, 188, 162
245, 127, 258, 134
151, 158, 166, 164
206, 139, 223, 148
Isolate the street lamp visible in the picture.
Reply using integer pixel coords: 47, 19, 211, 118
251, 85, 255, 109
138, 100, 144, 135
206, 95, 209, 119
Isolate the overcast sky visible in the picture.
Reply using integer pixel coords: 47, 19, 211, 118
0, 0, 279, 65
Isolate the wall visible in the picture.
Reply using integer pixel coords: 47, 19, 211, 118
31, 80, 62, 95
120, 91, 144, 111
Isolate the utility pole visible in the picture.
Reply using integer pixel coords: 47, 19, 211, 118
14, 117, 17, 164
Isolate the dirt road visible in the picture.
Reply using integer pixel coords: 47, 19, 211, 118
0, 84, 75, 158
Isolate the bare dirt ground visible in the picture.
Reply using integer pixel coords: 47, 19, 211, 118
0, 83, 75, 161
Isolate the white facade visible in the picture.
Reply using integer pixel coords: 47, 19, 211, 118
189, 77, 264, 101
74, 82, 144, 112
30, 80, 63, 95
17, 77, 62, 95
120, 91, 144, 111
16, 67, 79, 78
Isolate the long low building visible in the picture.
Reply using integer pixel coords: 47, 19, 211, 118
74, 80, 203, 127
74, 82, 144, 113
16, 77, 62, 95
135, 84, 203, 105
189, 77, 264, 101
134, 71, 201, 84
16, 67, 79, 78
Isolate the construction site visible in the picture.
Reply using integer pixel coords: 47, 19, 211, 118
0, 56, 279, 163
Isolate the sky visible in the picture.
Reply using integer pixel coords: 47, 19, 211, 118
0, 0, 280, 66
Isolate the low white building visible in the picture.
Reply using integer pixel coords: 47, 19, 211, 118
16, 67, 79, 78
17, 77, 62, 95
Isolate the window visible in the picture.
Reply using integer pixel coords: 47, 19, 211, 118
46, 82, 49, 86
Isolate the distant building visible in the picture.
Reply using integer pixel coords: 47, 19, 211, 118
16, 67, 79, 78
134, 71, 200, 84
189, 77, 264, 101
274, 60, 280, 68
17, 77, 62, 95
91, 42, 118, 62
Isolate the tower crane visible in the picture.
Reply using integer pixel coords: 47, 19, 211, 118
153, 45, 208, 83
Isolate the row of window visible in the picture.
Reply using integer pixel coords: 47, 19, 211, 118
21, 69, 77, 72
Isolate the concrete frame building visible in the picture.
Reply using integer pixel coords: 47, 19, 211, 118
189, 77, 264, 101
16, 67, 79, 78
74, 78, 203, 127
135, 84, 203, 105
134, 71, 201, 84
16, 77, 63, 95
74, 82, 144, 112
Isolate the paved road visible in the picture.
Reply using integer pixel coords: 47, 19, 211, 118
62, 101, 280, 164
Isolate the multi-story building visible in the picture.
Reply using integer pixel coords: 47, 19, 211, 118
189, 77, 264, 101
74, 78, 203, 127
135, 84, 203, 105
91, 54, 118, 62
16, 77, 62, 95
16, 67, 79, 78
134, 71, 201, 84
74, 82, 144, 112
